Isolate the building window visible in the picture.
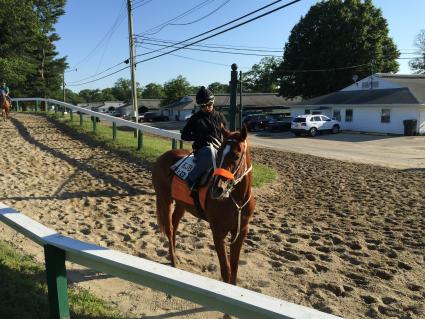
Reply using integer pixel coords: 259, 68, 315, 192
333, 110, 341, 121
345, 109, 353, 122
381, 109, 391, 123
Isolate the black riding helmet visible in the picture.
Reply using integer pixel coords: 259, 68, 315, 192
196, 86, 214, 106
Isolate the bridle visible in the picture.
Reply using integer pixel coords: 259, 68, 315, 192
212, 139, 253, 243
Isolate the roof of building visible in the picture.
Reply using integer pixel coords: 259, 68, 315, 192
163, 93, 299, 111
295, 73, 425, 106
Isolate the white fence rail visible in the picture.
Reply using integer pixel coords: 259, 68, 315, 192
0, 202, 342, 319
11, 97, 181, 140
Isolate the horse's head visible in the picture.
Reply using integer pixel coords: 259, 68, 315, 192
211, 125, 251, 199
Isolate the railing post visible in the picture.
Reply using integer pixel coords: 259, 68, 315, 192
44, 244, 70, 319
91, 116, 96, 132
70, 110, 73, 121
61, 106, 65, 117
79, 113, 83, 127
54, 104, 58, 114
35, 100, 39, 112
172, 138, 177, 150
179, 140, 184, 149
137, 130, 143, 150
16, 101, 20, 112
112, 122, 117, 141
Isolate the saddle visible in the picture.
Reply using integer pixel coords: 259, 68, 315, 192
170, 154, 212, 215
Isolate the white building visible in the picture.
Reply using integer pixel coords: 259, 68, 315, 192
290, 74, 425, 135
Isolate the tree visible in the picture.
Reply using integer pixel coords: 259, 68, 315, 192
409, 30, 425, 74
278, 0, 399, 99
208, 82, 229, 93
30, 0, 67, 99
162, 75, 192, 106
78, 89, 102, 103
0, 1, 43, 96
111, 78, 141, 101
100, 88, 116, 101
243, 57, 281, 93
142, 83, 164, 99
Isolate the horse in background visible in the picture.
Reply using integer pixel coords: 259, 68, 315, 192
1, 94, 11, 121
152, 125, 255, 285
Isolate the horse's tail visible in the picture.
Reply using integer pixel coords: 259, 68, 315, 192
156, 196, 166, 236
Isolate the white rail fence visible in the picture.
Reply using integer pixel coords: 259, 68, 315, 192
11, 97, 182, 149
0, 202, 342, 319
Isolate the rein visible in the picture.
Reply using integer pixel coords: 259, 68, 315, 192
213, 139, 252, 244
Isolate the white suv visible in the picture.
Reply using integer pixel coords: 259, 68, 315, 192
291, 114, 340, 137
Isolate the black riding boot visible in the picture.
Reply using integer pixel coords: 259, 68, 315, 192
186, 179, 206, 220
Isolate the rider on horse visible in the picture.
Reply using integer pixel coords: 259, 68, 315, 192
0, 81, 10, 104
180, 86, 226, 202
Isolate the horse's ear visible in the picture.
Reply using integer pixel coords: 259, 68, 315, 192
240, 124, 248, 141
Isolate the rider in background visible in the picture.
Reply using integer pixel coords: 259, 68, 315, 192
0, 81, 10, 103
181, 86, 226, 195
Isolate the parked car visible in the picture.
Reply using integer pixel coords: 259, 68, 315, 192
242, 114, 273, 132
291, 114, 340, 137
266, 116, 293, 132
143, 111, 169, 122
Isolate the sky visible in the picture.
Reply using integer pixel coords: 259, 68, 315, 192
55, 0, 425, 92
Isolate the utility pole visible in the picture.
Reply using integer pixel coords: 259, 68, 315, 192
229, 63, 238, 131
127, 0, 139, 135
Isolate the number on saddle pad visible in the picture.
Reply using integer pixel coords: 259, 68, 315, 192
171, 155, 196, 181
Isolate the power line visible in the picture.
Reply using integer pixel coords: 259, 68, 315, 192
139, 44, 250, 69
134, 0, 287, 56
67, 65, 130, 87
169, 0, 232, 26
141, 0, 216, 36
139, 36, 284, 53
134, 0, 302, 64
135, 40, 282, 57
67, 60, 127, 84
68, 0, 301, 86
133, 0, 155, 10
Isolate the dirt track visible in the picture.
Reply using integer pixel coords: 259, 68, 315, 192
1, 113, 424, 319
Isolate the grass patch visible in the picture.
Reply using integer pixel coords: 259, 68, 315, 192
47, 112, 277, 187
0, 240, 123, 319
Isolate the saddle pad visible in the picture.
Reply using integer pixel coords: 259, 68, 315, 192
171, 155, 195, 181
171, 175, 207, 211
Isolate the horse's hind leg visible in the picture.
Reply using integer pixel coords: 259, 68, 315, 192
171, 203, 185, 260
229, 226, 249, 285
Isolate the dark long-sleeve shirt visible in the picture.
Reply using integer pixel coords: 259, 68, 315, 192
181, 110, 226, 151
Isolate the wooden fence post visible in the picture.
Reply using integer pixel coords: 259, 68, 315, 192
44, 244, 70, 319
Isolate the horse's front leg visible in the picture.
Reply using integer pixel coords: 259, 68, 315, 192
211, 227, 230, 283
229, 225, 249, 285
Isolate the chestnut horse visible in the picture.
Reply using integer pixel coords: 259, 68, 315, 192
152, 126, 255, 285
1, 95, 11, 121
